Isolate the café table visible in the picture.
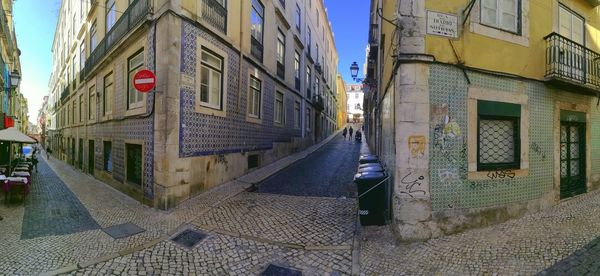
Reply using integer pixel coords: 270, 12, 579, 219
3, 176, 29, 204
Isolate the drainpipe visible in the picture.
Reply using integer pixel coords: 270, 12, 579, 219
237, 0, 244, 112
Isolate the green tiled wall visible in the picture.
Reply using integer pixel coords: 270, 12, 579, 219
428, 64, 599, 211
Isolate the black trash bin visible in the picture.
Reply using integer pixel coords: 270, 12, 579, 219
354, 171, 387, 226
358, 155, 379, 164
357, 164, 384, 173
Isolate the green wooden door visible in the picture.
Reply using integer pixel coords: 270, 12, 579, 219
560, 122, 586, 199
88, 140, 94, 174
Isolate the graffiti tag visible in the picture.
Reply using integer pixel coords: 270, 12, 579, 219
486, 169, 516, 179
400, 172, 427, 198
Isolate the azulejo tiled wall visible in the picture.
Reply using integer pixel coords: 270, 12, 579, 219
178, 21, 302, 158
428, 64, 557, 211
86, 23, 156, 199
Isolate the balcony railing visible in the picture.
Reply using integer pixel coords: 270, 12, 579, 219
312, 94, 324, 111
544, 32, 600, 91
369, 23, 379, 46
79, 68, 85, 83
200, 0, 227, 33
84, 0, 149, 78
60, 86, 70, 102
251, 37, 263, 62
277, 62, 285, 79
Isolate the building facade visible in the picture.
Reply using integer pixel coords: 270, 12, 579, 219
366, 0, 600, 241
335, 74, 348, 129
346, 83, 364, 123
47, 0, 339, 209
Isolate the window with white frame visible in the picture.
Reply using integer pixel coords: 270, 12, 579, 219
558, 5, 584, 45
248, 76, 262, 118
295, 4, 301, 32
103, 72, 113, 117
275, 91, 284, 124
127, 49, 145, 109
481, 0, 519, 33
199, 48, 224, 110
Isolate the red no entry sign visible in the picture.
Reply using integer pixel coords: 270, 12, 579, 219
133, 69, 156, 93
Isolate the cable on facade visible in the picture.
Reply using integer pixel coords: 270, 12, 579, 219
461, 0, 477, 27
377, 8, 400, 29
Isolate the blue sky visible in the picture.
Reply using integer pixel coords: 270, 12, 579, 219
11, 0, 368, 122
324, 0, 370, 85
13, 0, 61, 122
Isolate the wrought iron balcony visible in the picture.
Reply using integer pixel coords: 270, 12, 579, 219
544, 32, 600, 94
312, 94, 324, 111
84, 0, 149, 79
200, 0, 227, 33
60, 86, 70, 102
251, 37, 263, 62
369, 23, 379, 47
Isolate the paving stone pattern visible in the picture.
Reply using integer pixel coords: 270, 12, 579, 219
538, 235, 600, 275
360, 191, 600, 275
258, 134, 361, 198
19, 158, 100, 239
72, 231, 352, 276
193, 192, 357, 247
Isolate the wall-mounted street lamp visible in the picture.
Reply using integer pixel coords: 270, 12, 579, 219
10, 69, 21, 88
350, 62, 364, 82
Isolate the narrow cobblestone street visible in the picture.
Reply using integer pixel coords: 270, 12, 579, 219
4, 136, 600, 275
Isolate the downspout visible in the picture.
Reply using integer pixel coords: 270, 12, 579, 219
238, 0, 244, 112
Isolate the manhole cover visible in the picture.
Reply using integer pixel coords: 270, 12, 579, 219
262, 264, 302, 276
171, 229, 207, 248
102, 222, 146, 239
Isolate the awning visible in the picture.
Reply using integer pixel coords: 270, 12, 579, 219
0, 127, 36, 143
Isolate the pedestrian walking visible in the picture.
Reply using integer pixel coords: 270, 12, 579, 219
342, 127, 347, 140
46, 147, 51, 159
32, 154, 39, 173
349, 126, 354, 140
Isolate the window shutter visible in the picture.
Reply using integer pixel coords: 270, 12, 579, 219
499, 0, 517, 32
571, 16, 584, 45
481, 0, 498, 26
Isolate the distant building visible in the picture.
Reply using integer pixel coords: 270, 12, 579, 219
48, 0, 339, 209
346, 84, 363, 123
335, 75, 348, 129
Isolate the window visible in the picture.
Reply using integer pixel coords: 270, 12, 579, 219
294, 51, 301, 89
79, 94, 84, 123
250, 0, 264, 60
295, 4, 301, 32
127, 49, 145, 109
199, 48, 224, 109
306, 107, 311, 131
103, 72, 113, 117
126, 144, 142, 186
559, 5, 584, 45
73, 15, 76, 36
277, 29, 286, 79
315, 77, 319, 96
103, 141, 112, 173
275, 91, 284, 124
306, 66, 311, 98
72, 56, 77, 87
481, 0, 519, 33
90, 20, 98, 51
248, 76, 262, 118
307, 27, 311, 54
279, 0, 285, 8
106, 0, 116, 32
89, 85, 96, 120
294, 101, 301, 128
80, 43, 85, 70
477, 100, 521, 170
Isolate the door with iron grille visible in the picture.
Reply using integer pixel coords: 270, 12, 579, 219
560, 122, 586, 199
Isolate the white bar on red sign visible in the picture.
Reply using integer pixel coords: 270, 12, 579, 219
135, 78, 154, 84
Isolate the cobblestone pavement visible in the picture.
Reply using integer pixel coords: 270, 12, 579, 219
21, 158, 100, 239
360, 190, 600, 275
258, 133, 361, 198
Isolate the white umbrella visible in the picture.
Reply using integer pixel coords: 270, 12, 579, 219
0, 127, 36, 170
0, 127, 36, 143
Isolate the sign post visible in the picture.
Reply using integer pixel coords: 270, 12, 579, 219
133, 69, 156, 93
